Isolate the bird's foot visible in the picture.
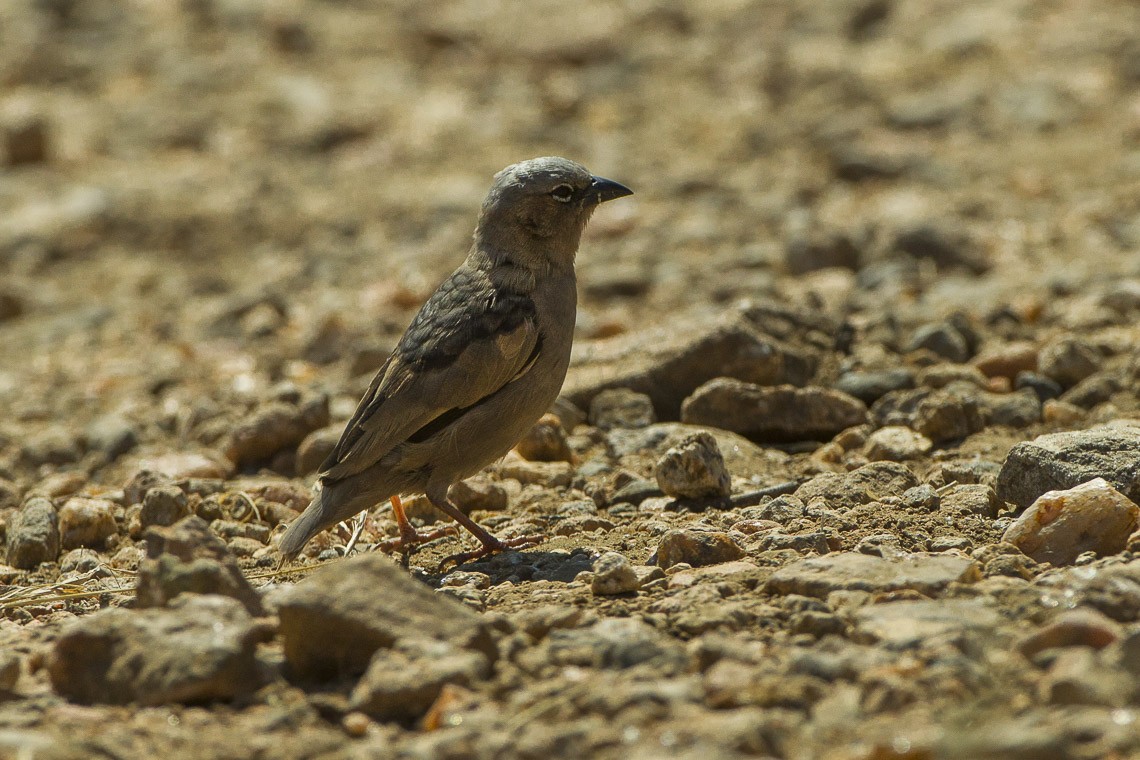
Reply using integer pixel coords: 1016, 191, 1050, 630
377, 525, 459, 567
437, 533, 544, 572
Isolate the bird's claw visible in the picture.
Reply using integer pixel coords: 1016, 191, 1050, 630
377, 525, 460, 567
437, 533, 544, 572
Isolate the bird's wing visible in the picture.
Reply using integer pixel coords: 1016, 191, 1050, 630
319, 266, 541, 481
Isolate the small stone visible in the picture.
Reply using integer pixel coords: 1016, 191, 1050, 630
515, 414, 573, 462
588, 388, 657, 430
1038, 336, 1102, 389
1040, 648, 1131, 707
84, 414, 138, 460
3, 114, 49, 166
767, 552, 980, 598
133, 454, 232, 481
497, 459, 572, 488
48, 595, 269, 705
853, 599, 1002, 648
223, 395, 330, 467
833, 369, 915, 405
140, 485, 191, 529
1015, 371, 1063, 402
1041, 399, 1085, 425
349, 640, 489, 722
1017, 608, 1123, 659
1002, 478, 1139, 566
681, 379, 868, 443
996, 427, 1140, 508
917, 363, 988, 389
863, 426, 932, 461
294, 425, 341, 475
657, 529, 744, 569
905, 322, 970, 363
449, 478, 509, 514
654, 431, 731, 500
940, 484, 1000, 518
6, 498, 60, 569
973, 341, 1038, 379
20, 429, 82, 467
590, 552, 641, 595
57, 497, 117, 550
341, 712, 371, 738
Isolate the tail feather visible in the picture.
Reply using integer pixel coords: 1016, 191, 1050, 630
278, 484, 376, 562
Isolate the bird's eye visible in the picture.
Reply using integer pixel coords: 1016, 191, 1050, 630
550, 184, 574, 203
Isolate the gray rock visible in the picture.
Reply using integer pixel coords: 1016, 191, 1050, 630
795, 461, 919, 510
140, 484, 191, 529
995, 426, 1140, 508
941, 484, 1001, 518
349, 640, 490, 722
1040, 648, 1131, 707
564, 306, 820, 420
1003, 478, 1139, 566
767, 552, 980, 598
1038, 336, 1102, 389
588, 388, 657, 430
136, 515, 263, 615
6, 497, 60, 569
591, 551, 641, 595
1060, 373, 1121, 409
657, 529, 744, 569
277, 553, 495, 680
905, 322, 970, 362
57, 497, 117, 550
833, 368, 915, 404
681, 379, 868, 443
0, 652, 20, 691
1042, 558, 1140, 622
654, 431, 731, 500
1015, 371, 1063, 402
540, 618, 688, 672
48, 595, 269, 705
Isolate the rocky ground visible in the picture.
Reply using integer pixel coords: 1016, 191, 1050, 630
2, 0, 1140, 758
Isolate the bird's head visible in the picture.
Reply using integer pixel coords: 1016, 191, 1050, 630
475, 156, 632, 271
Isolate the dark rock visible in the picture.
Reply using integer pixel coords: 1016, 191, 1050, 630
349, 639, 490, 722
3, 114, 49, 166
48, 595, 270, 705
1060, 373, 1122, 409
140, 484, 191, 529
833, 368, 915, 404
136, 515, 263, 615
995, 427, 1140, 508
6, 497, 60, 569
795, 461, 919, 510
681, 379, 868, 443
785, 229, 861, 274
84, 414, 138, 460
277, 553, 495, 681
1015, 371, 1063, 402
588, 388, 656, 430
905, 322, 971, 362
893, 222, 987, 273
1038, 336, 1102, 389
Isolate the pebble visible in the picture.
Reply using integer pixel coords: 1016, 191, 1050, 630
905, 322, 971, 363
590, 551, 641, 595
139, 485, 191, 529
654, 431, 731, 500
349, 640, 489, 722
5, 497, 60, 570
995, 427, 1140, 508
656, 529, 744, 569
862, 425, 932, 461
833, 369, 915, 405
681, 379, 868, 443
1037, 336, 1102, 388
588, 388, 657, 431
57, 497, 117, 550
1002, 478, 1139, 566
498, 458, 572, 488
973, 341, 1038, 379
223, 395, 330, 468
294, 425, 341, 475
1017, 608, 1123, 659
515, 413, 573, 462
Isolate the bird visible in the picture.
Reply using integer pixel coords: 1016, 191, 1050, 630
278, 157, 633, 567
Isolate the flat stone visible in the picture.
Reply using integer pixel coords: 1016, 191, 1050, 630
995, 427, 1140, 508
852, 599, 1002, 647
1003, 478, 1139, 566
48, 595, 270, 705
657, 529, 744, 569
767, 552, 980, 598
277, 553, 495, 681
681, 379, 868, 443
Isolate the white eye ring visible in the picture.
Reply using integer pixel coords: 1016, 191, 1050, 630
551, 184, 574, 202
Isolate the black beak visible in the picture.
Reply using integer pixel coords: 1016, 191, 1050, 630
589, 175, 633, 204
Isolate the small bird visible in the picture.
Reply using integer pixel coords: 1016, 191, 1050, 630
278, 157, 632, 566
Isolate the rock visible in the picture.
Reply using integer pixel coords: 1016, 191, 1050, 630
591, 552, 641, 595
498, 459, 572, 488
657, 529, 744, 569
564, 307, 819, 420
1040, 648, 1131, 707
795, 461, 919, 510
84, 414, 138, 460
136, 515, 263, 615
294, 425, 341, 475
349, 640, 490, 722
995, 427, 1140, 508
20, 428, 82, 467
133, 453, 232, 481
223, 394, 330, 467
1017, 608, 1123, 659
872, 383, 1039, 442
853, 599, 1003, 647
654, 431, 731, 500
892, 221, 987, 273
1002, 478, 1139, 566
767, 552, 980, 598
277, 553, 495, 681
905, 322, 971, 363
940, 484, 1001, 518
1060, 373, 1122, 409
1046, 559, 1140, 622
3, 113, 49, 166
973, 341, 1038, 379
140, 484, 191, 529
448, 477, 509, 514
538, 618, 688, 672
48, 595, 270, 705
1038, 336, 1102, 388
833, 368, 915, 404
917, 363, 988, 390
515, 413, 573, 462
681, 379, 868, 443
588, 388, 657, 430
57, 497, 117, 550
862, 426, 932, 461
6, 497, 60, 569
1014, 371, 1063, 402
784, 229, 860, 274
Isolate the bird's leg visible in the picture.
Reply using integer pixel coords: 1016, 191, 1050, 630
377, 495, 457, 568
427, 491, 544, 570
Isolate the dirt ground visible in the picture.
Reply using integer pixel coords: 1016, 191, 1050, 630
2, 0, 1140, 758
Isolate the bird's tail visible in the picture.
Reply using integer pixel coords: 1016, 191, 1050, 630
277, 484, 359, 563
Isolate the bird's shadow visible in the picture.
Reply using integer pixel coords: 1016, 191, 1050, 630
422, 548, 596, 586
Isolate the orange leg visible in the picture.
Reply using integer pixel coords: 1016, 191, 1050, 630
377, 495, 458, 567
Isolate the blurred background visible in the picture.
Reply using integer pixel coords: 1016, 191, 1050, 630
0, 0, 1139, 456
